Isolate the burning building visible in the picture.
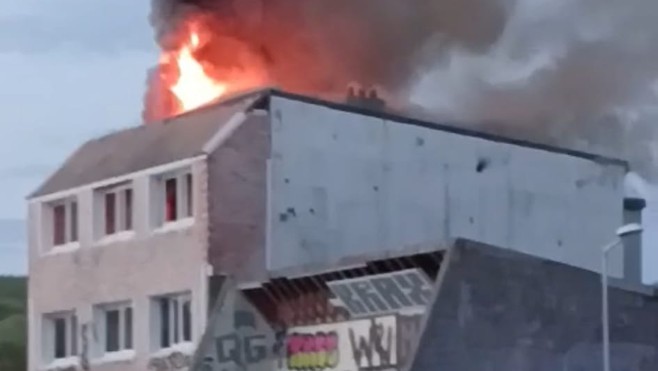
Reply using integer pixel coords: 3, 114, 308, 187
28, 87, 646, 371
25, 0, 658, 369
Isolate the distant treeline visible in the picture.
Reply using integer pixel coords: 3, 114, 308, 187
0, 276, 26, 371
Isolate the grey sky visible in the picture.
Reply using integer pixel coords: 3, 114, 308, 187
0, 0, 156, 274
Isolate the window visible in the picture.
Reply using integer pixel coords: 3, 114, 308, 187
156, 170, 193, 226
152, 293, 192, 349
49, 198, 78, 246
43, 311, 77, 362
97, 183, 133, 237
94, 302, 133, 354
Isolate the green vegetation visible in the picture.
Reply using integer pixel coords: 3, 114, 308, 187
0, 276, 26, 371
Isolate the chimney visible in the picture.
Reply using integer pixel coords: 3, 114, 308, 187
346, 83, 386, 111
622, 197, 646, 284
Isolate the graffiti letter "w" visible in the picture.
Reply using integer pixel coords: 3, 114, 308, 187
348, 318, 393, 368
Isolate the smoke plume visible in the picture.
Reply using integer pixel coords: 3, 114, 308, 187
412, 0, 658, 179
146, 0, 658, 178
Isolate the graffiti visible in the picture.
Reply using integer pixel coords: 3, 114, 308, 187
396, 315, 423, 367
349, 318, 395, 369
328, 269, 433, 318
235, 310, 257, 329
277, 316, 397, 371
214, 333, 269, 366
148, 351, 192, 371
80, 323, 90, 371
286, 331, 339, 370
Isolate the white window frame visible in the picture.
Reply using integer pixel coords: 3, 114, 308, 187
153, 168, 194, 229
151, 292, 192, 351
42, 311, 78, 365
95, 182, 134, 241
93, 301, 134, 357
44, 197, 79, 251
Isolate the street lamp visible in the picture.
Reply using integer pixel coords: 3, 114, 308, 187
601, 223, 643, 371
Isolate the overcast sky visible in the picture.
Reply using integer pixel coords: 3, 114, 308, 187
0, 0, 656, 283
0, 0, 156, 274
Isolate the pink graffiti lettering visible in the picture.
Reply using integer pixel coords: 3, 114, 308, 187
287, 331, 339, 370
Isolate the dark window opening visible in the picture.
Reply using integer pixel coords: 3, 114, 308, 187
54, 318, 67, 359
159, 299, 170, 348
104, 193, 116, 235
165, 178, 178, 222
70, 202, 78, 243
186, 173, 193, 217
124, 189, 133, 231
182, 300, 191, 342
53, 205, 66, 246
105, 310, 119, 352
172, 300, 180, 344
124, 307, 133, 349
71, 315, 77, 355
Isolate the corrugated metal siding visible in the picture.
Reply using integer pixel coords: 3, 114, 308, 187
267, 96, 627, 276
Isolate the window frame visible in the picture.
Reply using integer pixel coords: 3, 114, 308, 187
43, 311, 78, 364
95, 182, 135, 240
152, 292, 192, 350
154, 168, 194, 228
46, 197, 79, 249
93, 301, 134, 356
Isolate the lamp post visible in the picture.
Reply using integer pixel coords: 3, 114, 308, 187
601, 223, 643, 371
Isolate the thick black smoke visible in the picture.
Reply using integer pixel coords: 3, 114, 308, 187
144, 0, 507, 119
146, 0, 658, 179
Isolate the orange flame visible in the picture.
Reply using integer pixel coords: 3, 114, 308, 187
149, 17, 271, 121
172, 34, 227, 112
165, 23, 227, 115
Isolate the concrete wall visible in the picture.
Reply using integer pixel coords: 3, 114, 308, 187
411, 239, 658, 371
27, 160, 210, 371
192, 279, 276, 371
207, 113, 269, 283
267, 96, 627, 276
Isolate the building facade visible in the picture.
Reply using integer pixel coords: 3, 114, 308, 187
28, 89, 630, 371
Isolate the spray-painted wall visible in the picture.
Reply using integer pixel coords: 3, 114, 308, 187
192, 270, 432, 371
267, 96, 627, 276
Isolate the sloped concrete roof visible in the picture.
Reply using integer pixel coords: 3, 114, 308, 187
30, 91, 264, 198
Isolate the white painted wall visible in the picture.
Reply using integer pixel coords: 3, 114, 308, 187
267, 97, 627, 276
27, 160, 209, 371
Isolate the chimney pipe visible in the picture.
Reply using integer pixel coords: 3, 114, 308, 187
622, 197, 646, 284
345, 83, 386, 111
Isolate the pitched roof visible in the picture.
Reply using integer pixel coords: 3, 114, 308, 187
30, 91, 264, 198
31, 88, 627, 199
